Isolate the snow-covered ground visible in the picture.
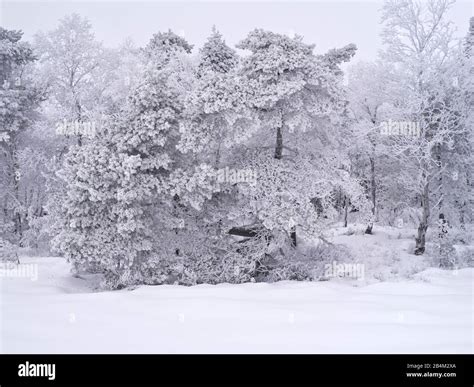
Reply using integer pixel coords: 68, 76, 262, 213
1, 253, 472, 353
328, 225, 432, 282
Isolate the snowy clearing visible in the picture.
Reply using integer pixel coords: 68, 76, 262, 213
1, 256, 472, 354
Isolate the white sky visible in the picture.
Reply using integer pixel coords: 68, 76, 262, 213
1, 0, 472, 62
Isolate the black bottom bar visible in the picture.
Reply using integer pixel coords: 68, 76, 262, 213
0, 354, 472, 386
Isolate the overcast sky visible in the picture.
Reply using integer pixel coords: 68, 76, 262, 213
1, 0, 472, 62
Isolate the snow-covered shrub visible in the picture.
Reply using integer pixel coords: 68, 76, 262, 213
262, 240, 355, 282
20, 216, 51, 253
0, 237, 19, 263
100, 230, 269, 288
167, 228, 271, 285
456, 248, 474, 268
344, 227, 357, 236
263, 260, 315, 282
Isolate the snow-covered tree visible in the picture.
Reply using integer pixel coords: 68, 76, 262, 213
234, 30, 366, 249
36, 16, 143, 255
178, 27, 246, 165
55, 30, 204, 287
197, 26, 238, 76
0, 28, 43, 243
347, 61, 398, 233
380, 0, 471, 255
34, 13, 106, 146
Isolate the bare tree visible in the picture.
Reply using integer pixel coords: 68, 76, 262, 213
381, 0, 469, 254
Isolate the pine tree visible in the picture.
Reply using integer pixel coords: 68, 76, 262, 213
55, 31, 203, 287
235, 30, 364, 248
179, 27, 248, 164
174, 28, 261, 283
144, 30, 193, 69
198, 26, 238, 76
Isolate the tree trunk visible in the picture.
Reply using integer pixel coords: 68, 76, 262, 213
10, 143, 22, 242
75, 91, 83, 146
274, 122, 296, 246
274, 125, 283, 160
229, 226, 261, 238
415, 180, 430, 255
343, 196, 349, 227
290, 226, 297, 247
435, 143, 443, 212
365, 156, 376, 234
215, 141, 221, 168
